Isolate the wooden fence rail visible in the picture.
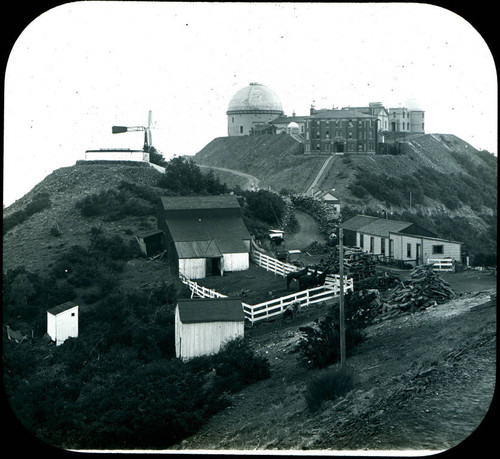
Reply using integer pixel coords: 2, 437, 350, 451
426, 258, 455, 272
180, 247, 354, 324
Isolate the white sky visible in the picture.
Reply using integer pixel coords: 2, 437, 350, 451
3, 2, 497, 207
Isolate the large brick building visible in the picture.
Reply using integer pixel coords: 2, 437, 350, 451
303, 107, 378, 154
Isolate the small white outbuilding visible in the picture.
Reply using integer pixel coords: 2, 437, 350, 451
47, 301, 79, 346
175, 298, 245, 360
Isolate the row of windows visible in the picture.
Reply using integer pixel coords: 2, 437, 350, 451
308, 119, 373, 128
360, 235, 444, 257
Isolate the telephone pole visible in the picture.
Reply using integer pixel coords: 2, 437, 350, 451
339, 227, 346, 366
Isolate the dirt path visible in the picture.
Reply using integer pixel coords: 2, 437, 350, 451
285, 211, 325, 250
170, 279, 496, 453
198, 164, 260, 190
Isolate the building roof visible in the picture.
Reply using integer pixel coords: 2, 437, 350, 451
160, 195, 242, 211
166, 216, 250, 245
47, 301, 78, 316
174, 240, 222, 259
227, 82, 283, 114
136, 229, 163, 239
311, 109, 377, 120
270, 115, 309, 125
358, 219, 413, 237
340, 215, 379, 232
177, 298, 245, 323
341, 215, 438, 238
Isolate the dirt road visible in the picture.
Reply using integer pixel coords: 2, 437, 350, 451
197, 164, 260, 190
172, 272, 496, 453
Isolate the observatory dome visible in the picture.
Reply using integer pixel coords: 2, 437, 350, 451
287, 121, 299, 129
227, 83, 283, 114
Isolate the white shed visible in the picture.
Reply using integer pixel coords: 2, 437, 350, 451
47, 301, 79, 346
175, 298, 245, 360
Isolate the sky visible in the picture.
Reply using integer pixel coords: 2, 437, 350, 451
3, 2, 497, 207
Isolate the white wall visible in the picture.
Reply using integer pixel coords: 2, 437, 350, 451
175, 308, 244, 360
47, 305, 79, 346
84, 151, 149, 162
179, 258, 206, 280
223, 252, 249, 272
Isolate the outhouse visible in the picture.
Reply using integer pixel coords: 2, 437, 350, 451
47, 301, 79, 346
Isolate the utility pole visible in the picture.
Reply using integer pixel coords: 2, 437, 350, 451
339, 227, 346, 367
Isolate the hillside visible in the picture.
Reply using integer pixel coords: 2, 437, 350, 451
2, 153, 496, 452
193, 133, 497, 260
2, 162, 165, 274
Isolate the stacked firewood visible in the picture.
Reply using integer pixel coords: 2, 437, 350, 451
383, 265, 456, 313
320, 246, 376, 283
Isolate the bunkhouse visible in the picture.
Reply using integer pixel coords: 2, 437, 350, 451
47, 301, 79, 346
175, 298, 245, 360
341, 215, 462, 266
157, 195, 251, 279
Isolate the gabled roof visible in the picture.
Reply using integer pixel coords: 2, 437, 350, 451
341, 215, 438, 238
47, 301, 78, 316
358, 219, 413, 237
177, 298, 244, 323
341, 215, 378, 232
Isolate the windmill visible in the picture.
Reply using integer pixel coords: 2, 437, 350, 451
112, 110, 153, 152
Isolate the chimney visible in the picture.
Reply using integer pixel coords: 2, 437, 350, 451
310, 105, 316, 115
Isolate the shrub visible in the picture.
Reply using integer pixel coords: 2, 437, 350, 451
304, 366, 356, 412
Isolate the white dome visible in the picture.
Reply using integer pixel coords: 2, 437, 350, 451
227, 83, 283, 114
287, 121, 299, 129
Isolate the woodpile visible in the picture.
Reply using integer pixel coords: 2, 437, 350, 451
320, 246, 376, 285
383, 265, 456, 314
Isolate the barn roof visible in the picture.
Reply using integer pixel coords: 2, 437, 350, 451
177, 298, 245, 323
175, 240, 222, 259
47, 301, 78, 316
160, 195, 242, 211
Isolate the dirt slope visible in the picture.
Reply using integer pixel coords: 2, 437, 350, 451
170, 273, 496, 453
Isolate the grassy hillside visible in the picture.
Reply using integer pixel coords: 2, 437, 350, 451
193, 133, 497, 261
194, 135, 326, 193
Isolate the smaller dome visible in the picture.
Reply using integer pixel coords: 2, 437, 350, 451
287, 122, 299, 129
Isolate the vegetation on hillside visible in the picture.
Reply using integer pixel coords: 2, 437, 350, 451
3, 192, 51, 235
3, 225, 270, 449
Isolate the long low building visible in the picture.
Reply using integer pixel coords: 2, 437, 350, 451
157, 195, 251, 279
341, 215, 462, 266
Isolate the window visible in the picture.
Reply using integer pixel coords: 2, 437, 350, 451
432, 245, 444, 254
232, 117, 234, 123
370, 237, 374, 253
240, 126, 243, 134
407, 243, 412, 258
359, 234, 364, 248
381, 238, 386, 254
317, 144, 320, 151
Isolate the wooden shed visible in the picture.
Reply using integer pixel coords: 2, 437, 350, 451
47, 301, 79, 346
135, 229, 163, 257
175, 298, 245, 360
158, 195, 251, 279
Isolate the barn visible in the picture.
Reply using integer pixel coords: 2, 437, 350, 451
47, 301, 79, 346
157, 195, 251, 279
341, 215, 461, 266
175, 298, 245, 360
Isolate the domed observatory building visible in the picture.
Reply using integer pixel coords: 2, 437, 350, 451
227, 83, 284, 136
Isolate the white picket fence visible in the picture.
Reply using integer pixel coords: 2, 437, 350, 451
427, 258, 455, 272
179, 250, 354, 324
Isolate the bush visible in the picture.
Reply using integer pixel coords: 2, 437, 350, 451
294, 292, 368, 369
304, 366, 356, 412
